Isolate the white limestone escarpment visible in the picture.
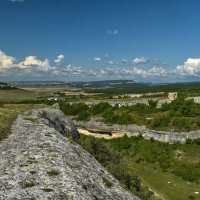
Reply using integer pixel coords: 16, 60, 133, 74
73, 118, 200, 143
0, 108, 139, 200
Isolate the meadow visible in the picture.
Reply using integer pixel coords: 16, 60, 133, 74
79, 134, 200, 200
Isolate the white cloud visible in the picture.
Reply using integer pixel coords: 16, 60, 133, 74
18, 56, 50, 71
108, 60, 114, 65
107, 29, 119, 35
148, 67, 167, 77
0, 51, 16, 69
0, 51, 169, 79
51, 69, 61, 76
2, 50, 200, 81
122, 57, 162, 66
94, 57, 102, 61
54, 54, 64, 64
121, 67, 167, 77
64, 64, 85, 75
132, 57, 148, 65
176, 58, 200, 76
121, 58, 129, 64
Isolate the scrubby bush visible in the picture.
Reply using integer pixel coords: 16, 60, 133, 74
148, 100, 157, 108
78, 135, 154, 199
173, 163, 200, 182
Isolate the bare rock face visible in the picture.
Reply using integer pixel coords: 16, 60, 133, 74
0, 108, 139, 200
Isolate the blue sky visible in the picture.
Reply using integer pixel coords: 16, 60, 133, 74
1, 0, 200, 82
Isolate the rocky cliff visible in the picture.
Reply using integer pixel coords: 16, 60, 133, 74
0, 108, 139, 200
73, 118, 200, 143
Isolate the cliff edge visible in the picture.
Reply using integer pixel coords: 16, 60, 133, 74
0, 108, 139, 200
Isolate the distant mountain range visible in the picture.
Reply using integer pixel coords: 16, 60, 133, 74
4, 80, 200, 94
8, 80, 135, 88
69, 80, 135, 88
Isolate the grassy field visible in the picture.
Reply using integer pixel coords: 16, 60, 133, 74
0, 88, 103, 103
0, 90, 39, 101
21, 87, 66, 93
134, 163, 200, 200
79, 135, 200, 200
0, 88, 64, 102
0, 104, 46, 141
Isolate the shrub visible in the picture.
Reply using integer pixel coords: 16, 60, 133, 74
148, 100, 157, 108
173, 163, 200, 182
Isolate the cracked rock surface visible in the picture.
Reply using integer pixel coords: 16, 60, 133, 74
0, 108, 139, 200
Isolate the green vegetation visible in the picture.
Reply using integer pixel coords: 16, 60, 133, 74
102, 176, 113, 188
59, 97, 200, 131
77, 135, 155, 200
24, 117, 39, 123
0, 104, 45, 141
78, 135, 200, 200
0, 90, 44, 102
1, 84, 200, 199
20, 181, 35, 188
83, 81, 200, 96
42, 188, 54, 192
47, 169, 59, 176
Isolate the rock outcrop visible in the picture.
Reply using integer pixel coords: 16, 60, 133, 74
0, 108, 139, 200
73, 118, 200, 143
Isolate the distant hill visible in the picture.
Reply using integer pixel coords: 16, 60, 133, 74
69, 80, 135, 88
9, 80, 135, 89
9, 81, 66, 88
0, 82, 18, 90
7, 80, 200, 95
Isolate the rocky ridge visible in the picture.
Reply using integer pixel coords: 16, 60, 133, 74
0, 108, 139, 200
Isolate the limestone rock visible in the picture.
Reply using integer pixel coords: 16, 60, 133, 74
0, 108, 139, 200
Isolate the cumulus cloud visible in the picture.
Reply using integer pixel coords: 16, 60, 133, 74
176, 58, 200, 76
122, 67, 167, 77
18, 56, 50, 71
132, 57, 148, 65
121, 57, 162, 67
2, 50, 200, 81
107, 29, 119, 35
94, 57, 102, 61
0, 50, 16, 69
0, 50, 88, 78
0, 51, 16, 77
64, 65, 86, 75
54, 54, 64, 64
0, 51, 169, 80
